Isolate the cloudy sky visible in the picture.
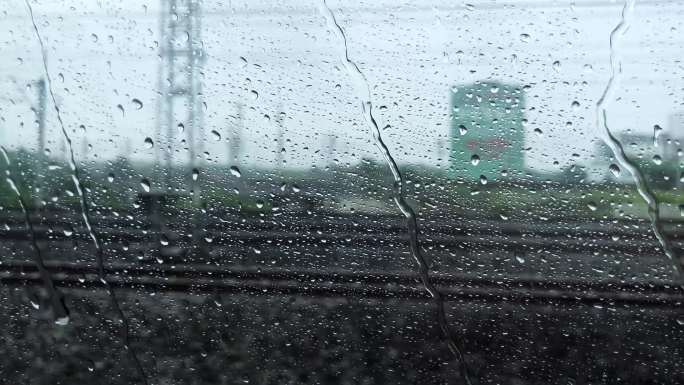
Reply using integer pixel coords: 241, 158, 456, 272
0, 0, 682, 176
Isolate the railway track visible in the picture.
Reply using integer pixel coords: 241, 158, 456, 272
1, 260, 681, 308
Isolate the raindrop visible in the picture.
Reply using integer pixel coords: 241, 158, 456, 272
55, 316, 70, 326
552, 60, 561, 72
177, 123, 185, 133
160, 234, 169, 246
230, 166, 242, 178
587, 202, 597, 211
250, 90, 259, 100
520, 33, 530, 42
571, 101, 580, 110
144, 137, 154, 149
653, 124, 662, 147
515, 255, 525, 264
211, 130, 221, 141
90, 33, 98, 42
609, 163, 621, 177
107, 173, 115, 183
459, 125, 468, 135
117, 104, 124, 116
192, 168, 199, 181
679, 204, 684, 217
471, 154, 480, 166
140, 179, 151, 193
132, 98, 143, 110
479, 175, 487, 185
652, 155, 662, 165
534, 128, 543, 136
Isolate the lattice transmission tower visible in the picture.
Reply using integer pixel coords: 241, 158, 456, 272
156, 0, 206, 188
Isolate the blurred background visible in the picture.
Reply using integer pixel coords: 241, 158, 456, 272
0, 0, 682, 384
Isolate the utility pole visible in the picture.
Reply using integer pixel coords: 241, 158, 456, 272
275, 107, 285, 169
32, 78, 47, 209
229, 104, 243, 164
327, 134, 336, 165
156, 0, 206, 190
34, 78, 46, 158
156, 0, 207, 258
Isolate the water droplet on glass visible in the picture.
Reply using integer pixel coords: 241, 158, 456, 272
520, 33, 530, 42
652, 155, 662, 165
515, 255, 525, 264
471, 154, 480, 166
160, 234, 169, 246
571, 101, 580, 110
117, 104, 124, 116
211, 130, 221, 141
679, 204, 684, 217
552, 60, 561, 72
177, 123, 185, 133
132, 98, 143, 110
140, 179, 151, 192
90, 33, 98, 42
192, 168, 199, 181
230, 166, 242, 178
479, 175, 488, 185
107, 173, 115, 183
55, 316, 70, 326
250, 90, 259, 100
459, 125, 468, 135
587, 202, 597, 211
144, 137, 154, 149
653, 124, 662, 147
609, 163, 621, 177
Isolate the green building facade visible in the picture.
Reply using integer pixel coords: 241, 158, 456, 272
449, 81, 526, 182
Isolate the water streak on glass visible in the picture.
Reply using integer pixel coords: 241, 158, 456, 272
318, 1, 473, 383
1, 146, 69, 325
594, 0, 682, 275
23, 1, 150, 382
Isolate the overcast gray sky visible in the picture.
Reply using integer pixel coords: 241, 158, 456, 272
1, 0, 683, 175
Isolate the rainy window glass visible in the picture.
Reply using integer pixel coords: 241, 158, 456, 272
1, 0, 683, 384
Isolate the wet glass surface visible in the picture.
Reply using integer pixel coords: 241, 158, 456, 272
0, 0, 682, 384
